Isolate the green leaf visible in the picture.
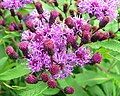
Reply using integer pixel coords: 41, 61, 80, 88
42, 88, 60, 95
18, 82, 47, 96
89, 40, 120, 53
75, 71, 110, 86
87, 85, 105, 96
0, 64, 30, 81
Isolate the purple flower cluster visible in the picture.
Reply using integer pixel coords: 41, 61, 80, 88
78, 0, 119, 21
1, 0, 33, 9
21, 9, 93, 79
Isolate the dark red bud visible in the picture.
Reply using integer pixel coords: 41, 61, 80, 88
65, 17, 75, 29
59, 14, 64, 21
81, 24, 91, 31
81, 31, 91, 44
49, 10, 59, 26
0, 19, 5, 26
35, 2, 43, 14
64, 86, 74, 94
49, 64, 60, 75
5, 46, 18, 59
47, 79, 57, 88
63, 4, 68, 13
53, 0, 58, 6
92, 52, 102, 64
99, 16, 109, 28
40, 72, 49, 82
10, 9, 16, 17
69, 10, 75, 17
25, 74, 38, 84
17, 12, 22, 20
109, 31, 116, 39
25, 20, 36, 32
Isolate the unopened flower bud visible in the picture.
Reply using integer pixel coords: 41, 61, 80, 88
99, 16, 109, 28
25, 74, 38, 84
65, 17, 75, 29
35, 2, 43, 14
44, 39, 54, 50
53, 0, 58, 7
18, 23, 23, 30
49, 10, 59, 26
40, 72, 49, 82
101, 32, 109, 40
81, 31, 91, 44
69, 10, 75, 17
18, 41, 28, 52
109, 31, 116, 39
0, 19, 5, 26
59, 13, 64, 21
63, 4, 68, 13
17, 12, 22, 20
92, 52, 102, 64
64, 86, 74, 94
5, 46, 18, 59
10, 9, 16, 17
81, 24, 91, 31
25, 20, 36, 32
49, 64, 60, 75
8, 25, 15, 31
47, 79, 57, 88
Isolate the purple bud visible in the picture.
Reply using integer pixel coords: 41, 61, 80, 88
49, 10, 59, 26
92, 52, 102, 64
25, 20, 36, 32
59, 13, 64, 21
5, 46, 18, 59
101, 32, 109, 40
18, 41, 28, 51
40, 72, 49, 82
47, 79, 57, 88
49, 64, 60, 75
81, 24, 91, 31
17, 12, 22, 20
109, 31, 116, 39
63, 4, 68, 13
44, 39, 54, 50
35, 2, 43, 14
0, 19, 5, 26
10, 9, 16, 17
91, 32, 104, 42
65, 17, 75, 29
18, 23, 23, 30
53, 0, 58, 7
8, 25, 15, 31
25, 74, 38, 84
81, 31, 91, 44
64, 86, 74, 94
99, 16, 109, 28
69, 10, 75, 17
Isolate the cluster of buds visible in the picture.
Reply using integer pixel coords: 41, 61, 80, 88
25, 72, 74, 94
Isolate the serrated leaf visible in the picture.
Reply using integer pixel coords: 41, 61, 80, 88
87, 85, 105, 96
89, 40, 120, 53
18, 82, 47, 96
75, 71, 110, 86
0, 64, 30, 81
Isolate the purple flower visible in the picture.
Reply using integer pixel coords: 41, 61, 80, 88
78, 0, 119, 21
21, 9, 93, 79
2, 0, 33, 9
75, 46, 91, 66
